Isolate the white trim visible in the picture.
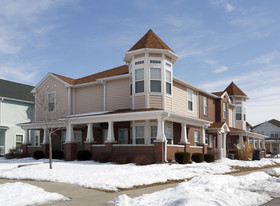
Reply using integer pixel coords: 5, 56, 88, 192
167, 145, 184, 148
189, 146, 203, 149
187, 88, 194, 113
0, 96, 34, 104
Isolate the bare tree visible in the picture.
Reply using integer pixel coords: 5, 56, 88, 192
35, 89, 69, 169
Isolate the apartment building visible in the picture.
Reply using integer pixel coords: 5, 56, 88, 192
19, 30, 266, 162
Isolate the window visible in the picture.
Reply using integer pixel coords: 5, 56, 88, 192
135, 60, 144, 65
257, 131, 265, 135
48, 92, 56, 112
150, 68, 161, 92
205, 134, 209, 144
16, 134, 23, 149
61, 131, 66, 150
150, 125, 157, 144
271, 131, 279, 138
135, 68, 144, 93
118, 128, 128, 144
187, 89, 193, 111
194, 131, 199, 146
135, 126, 145, 144
166, 70, 171, 95
208, 134, 213, 148
243, 107, 246, 121
165, 125, 173, 144
130, 73, 132, 96
150, 60, 161, 64
35, 135, 39, 146
203, 97, 208, 115
236, 106, 242, 120
165, 62, 171, 67
102, 129, 108, 144
223, 102, 227, 119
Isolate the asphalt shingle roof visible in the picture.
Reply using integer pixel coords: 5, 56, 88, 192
0, 79, 34, 102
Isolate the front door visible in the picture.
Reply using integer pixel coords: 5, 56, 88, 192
0, 130, 5, 155
118, 128, 128, 144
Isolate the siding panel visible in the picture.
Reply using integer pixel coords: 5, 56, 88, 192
165, 96, 172, 111
134, 95, 145, 109
149, 95, 162, 109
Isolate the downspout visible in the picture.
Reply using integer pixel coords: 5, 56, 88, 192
0, 97, 4, 126
163, 112, 170, 163
100, 80, 106, 112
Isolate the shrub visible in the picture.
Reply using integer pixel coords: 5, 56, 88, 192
133, 155, 153, 165
77, 150, 92, 161
52, 151, 64, 159
237, 142, 253, 160
191, 153, 204, 163
33, 151, 44, 160
175, 152, 191, 164
5, 148, 24, 159
204, 153, 215, 163
207, 149, 220, 160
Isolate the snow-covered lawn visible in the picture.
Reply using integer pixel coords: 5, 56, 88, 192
0, 157, 280, 191
113, 171, 280, 206
0, 182, 68, 206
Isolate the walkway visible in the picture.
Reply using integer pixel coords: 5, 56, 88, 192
0, 166, 279, 206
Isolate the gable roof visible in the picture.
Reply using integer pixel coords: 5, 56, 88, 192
52, 65, 129, 86
128, 29, 174, 52
0, 79, 34, 102
224, 82, 247, 96
253, 119, 280, 129
212, 91, 224, 97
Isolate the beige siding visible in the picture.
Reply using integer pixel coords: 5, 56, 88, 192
134, 95, 145, 109
134, 53, 145, 59
75, 84, 104, 114
149, 53, 162, 57
106, 78, 130, 111
149, 95, 162, 109
165, 96, 172, 111
35, 76, 68, 121
172, 81, 198, 117
228, 107, 233, 127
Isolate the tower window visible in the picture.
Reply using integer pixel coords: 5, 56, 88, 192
150, 60, 161, 64
135, 68, 144, 93
150, 68, 161, 92
187, 89, 193, 111
166, 70, 171, 94
135, 60, 144, 65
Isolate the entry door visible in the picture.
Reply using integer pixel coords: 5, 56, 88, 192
74, 131, 82, 150
272, 144, 278, 154
118, 128, 128, 144
0, 130, 5, 155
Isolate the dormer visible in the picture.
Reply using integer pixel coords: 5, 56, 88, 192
124, 29, 179, 110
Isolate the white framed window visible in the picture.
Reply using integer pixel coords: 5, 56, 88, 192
61, 131, 66, 150
129, 73, 132, 96
165, 62, 172, 67
35, 135, 40, 146
187, 89, 193, 112
257, 131, 265, 135
135, 68, 144, 93
166, 70, 171, 95
150, 125, 157, 144
236, 106, 242, 120
194, 131, 199, 146
48, 92, 56, 112
150, 68, 161, 92
208, 134, 213, 148
243, 107, 246, 121
203, 96, 208, 115
165, 125, 173, 144
223, 102, 227, 119
135, 125, 145, 144
270, 131, 279, 138
16, 134, 23, 149
150, 60, 161, 64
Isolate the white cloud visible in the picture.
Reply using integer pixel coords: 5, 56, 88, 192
211, 0, 235, 12
246, 51, 280, 65
225, 3, 234, 12
212, 66, 228, 73
202, 59, 229, 73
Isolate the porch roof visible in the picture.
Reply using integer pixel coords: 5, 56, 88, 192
0, 126, 9, 130
229, 129, 267, 140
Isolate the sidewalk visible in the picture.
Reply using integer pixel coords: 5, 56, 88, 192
0, 166, 279, 206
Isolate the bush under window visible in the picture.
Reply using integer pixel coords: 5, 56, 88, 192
77, 150, 92, 161
175, 152, 191, 164
33, 151, 44, 160
191, 153, 204, 163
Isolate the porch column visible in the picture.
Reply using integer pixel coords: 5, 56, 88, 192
179, 123, 188, 143
156, 117, 165, 141
42, 128, 49, 144
223, 133, 227, 157
65, 124, 74, 143
132, 121, 136, 144
145, 120, 149, 145
257, 139, 261, 149
262, 140, 266, 150
239, 135, 243, 144
86, 123, 94, 143
252, 137, 256, 149
200, 127, 206, 144
217, 132, 223, 158
106, 121, 115, 142
23, 129, 30, 144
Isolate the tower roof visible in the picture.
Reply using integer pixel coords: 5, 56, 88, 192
224, 82, 247, 96
128, 29, 174, 52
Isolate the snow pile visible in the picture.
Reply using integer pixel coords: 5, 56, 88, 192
114, 172, 280, 206
0, 157, 280, 191
0, 182, 68, 206
265, 168, 280, 176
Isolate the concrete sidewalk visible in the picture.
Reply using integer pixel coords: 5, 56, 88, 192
0, 166, 279, 206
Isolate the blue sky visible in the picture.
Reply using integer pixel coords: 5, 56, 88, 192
0, 0, 279, 125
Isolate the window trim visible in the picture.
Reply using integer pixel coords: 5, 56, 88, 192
135, 68, 144, 93
187, 89, 194, 112
194, 131, 199, 146
165, 124, 173, 144
135, 125, 145, 144
166, 69, 172, 95
236, 106, 242, 121
203, 96, 208, 116
223, 102, 227, 119
15, 133, 24, 150
48, 91, 56, 113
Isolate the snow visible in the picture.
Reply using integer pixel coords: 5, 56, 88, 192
113, 172, 280, 206
0, 182, 68, 206
0, 157, 280, 191
265, 168, 280, 176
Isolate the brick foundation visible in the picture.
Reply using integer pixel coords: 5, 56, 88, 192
64, 143, 77, 161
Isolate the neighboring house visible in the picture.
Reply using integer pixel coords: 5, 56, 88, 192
19, 30, 266, 162
252, 119, 280, 154
0, 79, 37, 155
